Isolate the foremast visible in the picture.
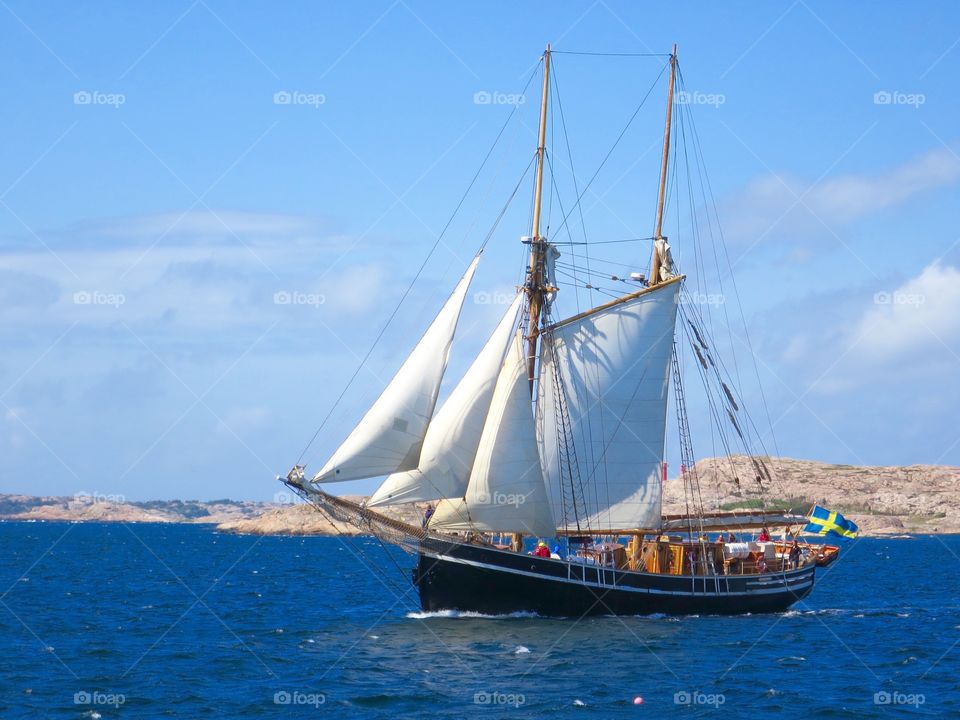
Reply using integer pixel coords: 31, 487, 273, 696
524, 43, 552, 388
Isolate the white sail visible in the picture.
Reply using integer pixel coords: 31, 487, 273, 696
313, 256, 480, 483
537, 278, 681, 531
430, 330, 556, 537
368, 294, 524, 506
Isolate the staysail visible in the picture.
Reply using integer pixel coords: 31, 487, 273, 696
537, 277, 682, 531
313, 256, 480, 483
368, 294, 524, 506
430, 330, 556, 536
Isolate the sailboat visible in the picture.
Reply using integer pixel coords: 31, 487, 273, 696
282, 44, 828, 616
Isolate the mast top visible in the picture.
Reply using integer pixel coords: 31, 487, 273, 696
524, 41, 553, 386
650, 43, 678, 286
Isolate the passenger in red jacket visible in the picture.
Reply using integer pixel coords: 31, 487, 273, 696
532, 541, 551, 558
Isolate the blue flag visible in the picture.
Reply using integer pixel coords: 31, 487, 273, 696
804, 505, 858, 539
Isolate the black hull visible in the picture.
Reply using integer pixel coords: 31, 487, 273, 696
415, 537, 816, 617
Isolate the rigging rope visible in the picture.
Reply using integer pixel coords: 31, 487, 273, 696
551, 50, 671, 57
548, 63, 668, 242
296, 62, 543, 465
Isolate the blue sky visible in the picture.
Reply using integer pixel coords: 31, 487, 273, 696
1, 1, 958, 501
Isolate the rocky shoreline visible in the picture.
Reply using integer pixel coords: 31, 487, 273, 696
3, 456, 958, 537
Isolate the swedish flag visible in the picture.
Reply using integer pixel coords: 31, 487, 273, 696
804, 505, 858, 539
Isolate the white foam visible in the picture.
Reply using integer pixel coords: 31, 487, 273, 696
513, 645, 530, 654
405, 610, 540, 620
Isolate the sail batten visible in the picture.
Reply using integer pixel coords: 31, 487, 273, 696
368, 294, 524, 506
537, 279, 681, 532
430, 330, 556, 536
313, 256, 481, 484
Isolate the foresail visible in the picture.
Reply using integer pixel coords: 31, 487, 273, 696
368, 294, 524, 506
313, 256, 480, 483
537, 277, 681, 532
430, 331, 556, 537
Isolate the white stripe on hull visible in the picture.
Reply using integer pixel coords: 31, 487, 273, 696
421, 551, 815, 598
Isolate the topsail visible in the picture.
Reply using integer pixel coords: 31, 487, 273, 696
313, 256, 480, 483
537, 278, 681, 531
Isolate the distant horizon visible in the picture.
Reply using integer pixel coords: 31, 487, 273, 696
4, 452, 958, 503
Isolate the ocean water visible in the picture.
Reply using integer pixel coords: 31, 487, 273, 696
0, 523, 957, 718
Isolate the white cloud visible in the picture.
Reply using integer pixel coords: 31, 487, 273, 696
723, 146, 960, 247
0, 210, 402, 333
55, 210, 332, 247
763, 261, 960, 395
856, 261, 960, 360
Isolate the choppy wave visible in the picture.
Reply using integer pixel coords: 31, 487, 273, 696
776, 655, 806, 664
2, 523, 956, 720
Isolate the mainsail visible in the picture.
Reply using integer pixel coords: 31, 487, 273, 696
430, 330, 556, 537
537, 277, 682, 532
313, 256, 480, 483
368, 293, 524, 506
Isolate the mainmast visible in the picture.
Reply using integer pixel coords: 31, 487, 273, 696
525, 43, 551, 388
650, 43, 677, 287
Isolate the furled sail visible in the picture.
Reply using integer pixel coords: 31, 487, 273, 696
430, 330, 556, 537
367, 293, 524, 506
537, 277, 682, 531
654, 238, 675, 280
313, 256, 480, 483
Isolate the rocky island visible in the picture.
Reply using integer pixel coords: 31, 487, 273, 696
2, 456, 957, 536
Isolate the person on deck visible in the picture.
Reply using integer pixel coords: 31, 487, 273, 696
727, 532, 736, 543
788, 540, 802, 568
758, 527, 771, 542
532, 541, 551, 558
422, 504, 434, 527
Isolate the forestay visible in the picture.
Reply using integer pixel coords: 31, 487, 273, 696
430, 330, 556, 537
537, 278, 681, 532
313, 256, 480, 483
368, 294, 524, 506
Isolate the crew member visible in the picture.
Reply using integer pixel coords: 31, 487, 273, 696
532, 541, 551, 558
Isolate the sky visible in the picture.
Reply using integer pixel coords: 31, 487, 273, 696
0, 1, 958, 502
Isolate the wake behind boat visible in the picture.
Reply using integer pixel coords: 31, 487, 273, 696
282, 44, 846, 617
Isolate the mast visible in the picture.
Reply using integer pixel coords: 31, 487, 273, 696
525, 43, 551, 387
650, 44, 677, 287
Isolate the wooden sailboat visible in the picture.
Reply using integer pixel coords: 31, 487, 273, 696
283, 44, 828, 616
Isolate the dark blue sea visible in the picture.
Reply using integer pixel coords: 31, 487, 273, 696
1, 523, 957, 718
